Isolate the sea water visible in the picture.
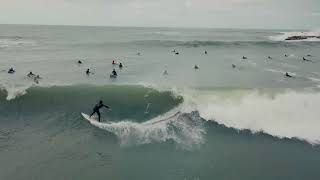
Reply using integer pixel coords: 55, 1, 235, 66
0, 24, 320, 180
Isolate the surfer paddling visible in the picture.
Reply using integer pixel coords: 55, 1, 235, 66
90, 100, 111, 122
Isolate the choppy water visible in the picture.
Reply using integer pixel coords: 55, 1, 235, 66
1, 24, 320, 180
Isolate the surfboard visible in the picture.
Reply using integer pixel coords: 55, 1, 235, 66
81, 113, 98, 123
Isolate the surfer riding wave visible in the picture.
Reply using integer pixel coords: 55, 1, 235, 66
90, 100, 111, 122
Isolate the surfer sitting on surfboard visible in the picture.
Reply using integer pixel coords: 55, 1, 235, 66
90, 100, 110, 122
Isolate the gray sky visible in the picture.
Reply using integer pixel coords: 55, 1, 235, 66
0, 0, 319, 29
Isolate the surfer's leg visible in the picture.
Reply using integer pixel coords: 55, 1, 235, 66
90, 111, 95, 117
97, 111, 101, 122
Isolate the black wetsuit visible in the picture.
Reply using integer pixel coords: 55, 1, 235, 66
285, 73, 292, 78
90, 103, 110, 122
8, 68, 15, 74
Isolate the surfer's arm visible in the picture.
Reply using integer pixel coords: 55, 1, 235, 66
104, 105, 110, 109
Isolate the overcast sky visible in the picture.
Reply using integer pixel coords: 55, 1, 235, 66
0, 0, 319, 29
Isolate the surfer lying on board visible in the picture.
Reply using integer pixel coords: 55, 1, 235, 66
90, 100, 110, 122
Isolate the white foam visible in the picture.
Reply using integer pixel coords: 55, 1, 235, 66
184, 89, 320, 144
0, 83, 32, 100
89, 107, 205, 149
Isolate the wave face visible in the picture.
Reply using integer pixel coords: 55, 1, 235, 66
0, 85, 207, 148
0, 85, 183, 121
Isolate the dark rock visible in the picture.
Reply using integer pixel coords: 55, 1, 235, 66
285, 35, 320, 41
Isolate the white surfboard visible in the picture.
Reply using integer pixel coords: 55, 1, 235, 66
81, 113, 98, 123
81, 112, 111, 125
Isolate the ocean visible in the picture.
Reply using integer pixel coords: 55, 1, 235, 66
0, 24, 320, 180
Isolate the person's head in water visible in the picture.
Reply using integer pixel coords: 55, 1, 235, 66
112, 68, 117, 75
8, 68, 15, 74
99, 100, 103, 104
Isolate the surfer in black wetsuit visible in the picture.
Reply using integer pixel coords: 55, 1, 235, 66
27, 71, 35, 77
112, 68, 117, 76
285, 72, 293, 78
90, 100, 110, 122
303, 57, 312, 62
8, 68, 15, 74
86, 68, 91, 75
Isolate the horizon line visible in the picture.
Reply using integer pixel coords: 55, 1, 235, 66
0, 23, 306, 31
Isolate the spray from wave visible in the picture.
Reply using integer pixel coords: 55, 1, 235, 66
0, 83, 31, 100
85, 109, 205, 149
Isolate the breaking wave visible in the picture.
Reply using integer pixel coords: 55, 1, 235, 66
1, 84, 320, 147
